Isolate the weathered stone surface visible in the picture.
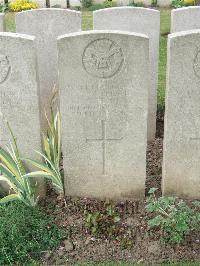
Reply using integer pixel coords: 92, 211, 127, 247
94, 7, 160, 142
16, 8, 81, 131
117, 0, 130, 5
171, 7, 200, 33
162, 30, 200, 199
0, 13, 5, 32
70, 0, 81, 7
0, 32, 45, 194
58, 31, 149, 199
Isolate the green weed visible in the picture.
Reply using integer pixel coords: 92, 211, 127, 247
0, 201, 67, 264
146, 188, 200, 243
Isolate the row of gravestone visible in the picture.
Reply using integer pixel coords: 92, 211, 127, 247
5, 0, 133, 7
0, 7, 200, 200
1, 7, 160, 142
1, 6, 199, 142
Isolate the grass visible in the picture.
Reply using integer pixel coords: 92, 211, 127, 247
0, 201, 67, 264
5, 12, 15, 32
158, 36, 167, 111
160, 8, 171, 34
5, 9, 170, 111
73, 263, 200, 265
82, 11, 93, 30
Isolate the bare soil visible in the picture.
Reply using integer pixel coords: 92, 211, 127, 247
41, 111, 200, 265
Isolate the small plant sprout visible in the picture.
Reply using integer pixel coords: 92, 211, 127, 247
0, 123, 38, 207
85, 201, 121, 237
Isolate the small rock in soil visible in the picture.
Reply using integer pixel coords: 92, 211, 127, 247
57, 248, 65, 257
148, 241, 161, 256
126, 217, 137, 226
63, 239, 74, 252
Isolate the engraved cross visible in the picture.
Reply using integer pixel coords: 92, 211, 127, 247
86, 120, 122, 175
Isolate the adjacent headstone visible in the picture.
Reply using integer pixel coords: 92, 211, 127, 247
50, 0, 66, 8
58, 31, 149, 199
15, 8, 81, 131
171, 7, 200, 33
37, 0, 46, 7
93, 0, 136, 5
116, 0, 130, 5
0, 32, 45, 194
94, 7, 160, 142
157, 0, 171, 7
0, 13, 5, 32
163, 30, 200, 199
70, 0, 81, 6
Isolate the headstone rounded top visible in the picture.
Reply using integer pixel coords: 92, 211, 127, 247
163, 26, 200, 199
172, 6, 200, 14
0, 31, 45, 195
169, 29, 200, 39
16, 7, 81, 16
0, 32, 35, 41
15, 6, 81, 131
171, 7, 200, 33
169, 30, 200, 81
57, 30, 149, 41
94, 6, 160, 15
93, 6, 160, 141
58, 30, 149, 199
0, 32, 36, 85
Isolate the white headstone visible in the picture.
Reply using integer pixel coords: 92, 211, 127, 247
37, 0, 46, 7
171, 7, 200, 33
58, 31, 149, 200
0, 32, 45, 194
50, 0, 66, 7
0, 13, 5, 32
93, 7, 160, 142
163, 30, 200, 199
15, 8, 81, 130
157, 0, 171, 7
70, 0, 81, 6
116, 0, 130, 5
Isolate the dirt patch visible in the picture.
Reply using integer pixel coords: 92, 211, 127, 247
41, 113, 200, 265
41, 196, 200, 265
146, 137, 163, 197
